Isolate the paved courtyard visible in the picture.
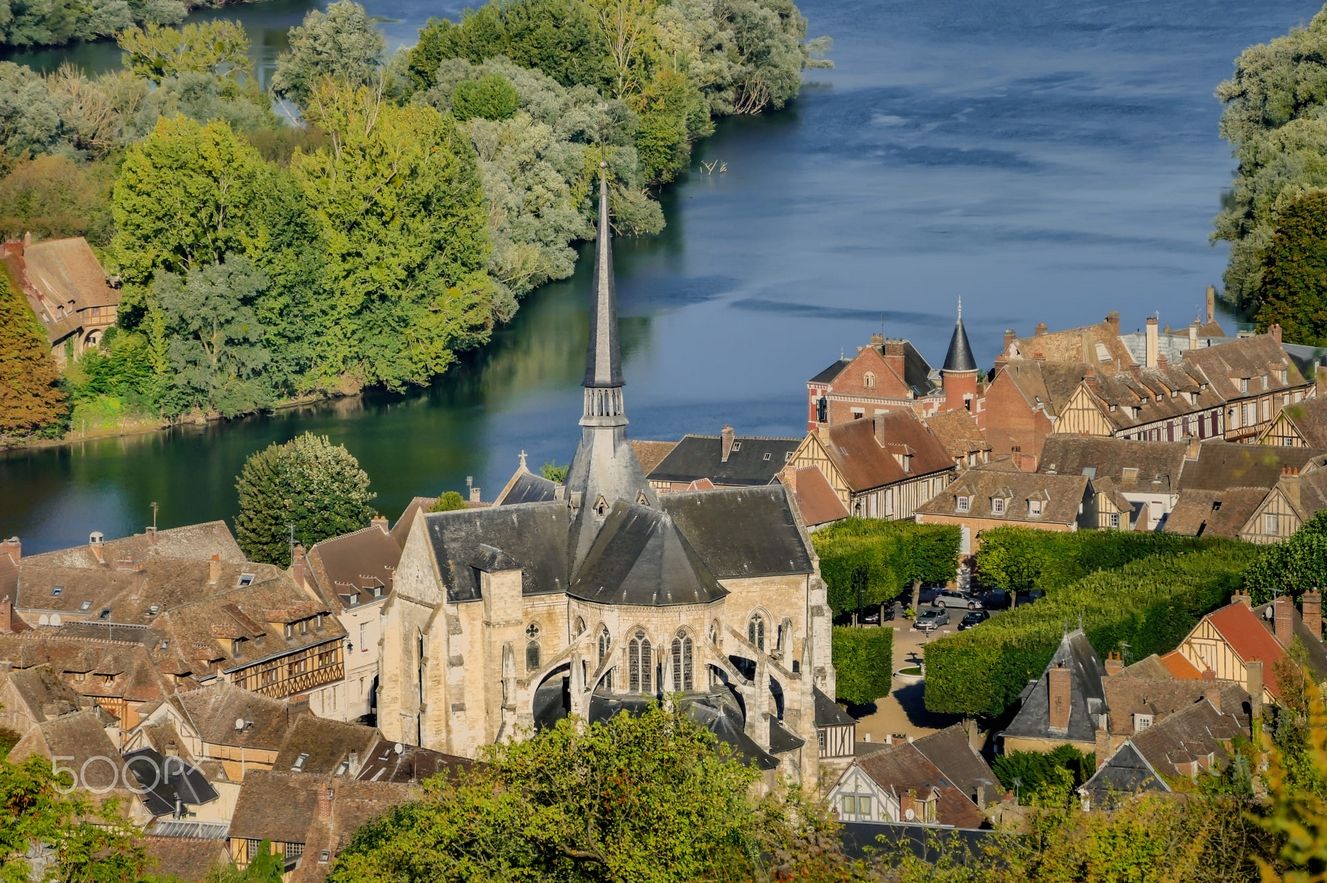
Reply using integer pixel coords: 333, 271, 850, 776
851, 619, 964, 743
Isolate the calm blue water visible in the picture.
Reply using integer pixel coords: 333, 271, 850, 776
0, 0, 1316, 552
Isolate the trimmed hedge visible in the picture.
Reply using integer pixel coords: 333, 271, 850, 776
814, 519, 960, 616
925, 542, 1250, 717
974, 527, 1217, 592
832, 625, 893, 706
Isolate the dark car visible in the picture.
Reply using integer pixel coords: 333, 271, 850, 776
957, 609, 990, 631
914, 607, 950, 632
977, 589, 1011, 610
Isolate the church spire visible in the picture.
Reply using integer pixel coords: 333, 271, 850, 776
943, 298, 977, 373
581, 165, 626, 427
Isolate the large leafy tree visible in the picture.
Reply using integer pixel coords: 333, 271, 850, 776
234, 432, 376, 565
328, 705, 852, 882
832, 624, 892, 706
293, 82, 498, 390
0, 61, 63, 156
0, 271, 64, 441
153, 255, 274, 418
0, 755, 146, 880
117, 20, 254, 91
1255, 188, 1327, 346
0, 154, 115, 244
272, 0, 385, 108
1244, 510, 1327, 605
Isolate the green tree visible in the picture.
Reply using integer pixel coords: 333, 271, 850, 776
0, 153, 115, 244
992, 746, 1095, 805
328, 705, 853, 882
540, 461, 569, 482
0, 270, 64, 441
153, 255, 274, 418
117, 20, 254, 90
293, 82, 498, 390
832, 624, 892, 706
429, 490, 468, 512
0, 61, 62, 156
234, 432, 376, 565
272, 0, 385, 108
1255, 189, 1327, 346
1246, 511, 1327, 605
450, 73, 520, 121
0, 755, 146, 879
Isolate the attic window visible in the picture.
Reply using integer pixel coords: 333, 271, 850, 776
864, 372, 876, 389
1028, 500, 1044, 517
51, 586, 63, 597
292, 753, 309, 771
1133, 713, 1153, 732
373, 586, 383, 598
238, 573, 255, 588
98, 608, 111, 621
80, 601, 92, 611
148, 605, 160, 616
956, 495, 971, 513
731, 442, 742, 452
319, 851, 330, 864
762, 452, 772, 461
232, 638, 244, 656
316, 614, 324, 630
991, 497, 1006, 515
285, 624, 293, 639
1240, 378, 1249, 394
784, 452, 793, 462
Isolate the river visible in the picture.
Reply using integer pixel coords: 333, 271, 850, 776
0, 0, 1318, 554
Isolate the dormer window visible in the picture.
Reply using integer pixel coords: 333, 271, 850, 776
991, 497, 1006, 515
232, 638, 244, 656
1028, 499, 1044, 517
238, 573, 255, 588
956, 495, 971, 513
373, 586, 383, 598
1133, 713, 1153, 732
292, 752, 309, 771
98, 608, 111, 621
1240, 378, 1249, 394
51, 586, 63, 597
285, 624, 293, 639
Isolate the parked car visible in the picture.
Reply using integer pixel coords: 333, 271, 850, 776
976, 588, 1011, 610
914, 608, 950, 632
932, 590, 983, 610
957, 609, 990, 631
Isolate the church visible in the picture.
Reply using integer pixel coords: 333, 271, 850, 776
377, 170, 836, 787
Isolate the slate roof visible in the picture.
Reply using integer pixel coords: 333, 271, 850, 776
924, 409, 990, 461
356, 735, 473, 784
124, 747, 219, 816
588, 689, 779, 770
660, 486, 813, 579
1252, 600, 1327, 682
915, 467, 1088, 526
912, 724, 997, 803
853, 740, 986, 829
628, 440, 678, 475
648, 433, 799, 486
1038, 436, 1187, 493
816, 411, 955, 493
943, 312, 977, 373
423, 503, 570, 604
839, 822, 1000, 862
784, 467, 850, 528
569, 503, 727, 607
305, 524, 399, 611
167, 681, 306, 751
809, 358, 851, 385
495, 469, 561, 506
1003, 630, 1105, 745
814, 686, 855, 728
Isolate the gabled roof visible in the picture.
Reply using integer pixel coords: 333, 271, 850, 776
659, 486, 813, 579
424, 503, 571, 603
142, 836, 228, 882
569, 503, 727, 607
816, 411, 954, 493
853, 740, 986, 828
167, 681, 307, 751
0, 631, 172, 703
19, 521, 243, 570
1003, 630, 1105, 745
1, 663, 83, 722
10, 709, 128, 795
390, 497, 434, 549
992, 360, 1089, 419
1005, 321, 1135, 370
1178, 443, 1327, 493
911, 724, 997, 802
1038, 436, 1186, 493
1103, 670, 1248, 737
1163, 487, 1269, 539
1182, 335, 1306, 402
124, 747, 219, 816
273, 715, 380, 777
1204, 602, 1288, 697
628, 440, 678, 475
915, 467, 1088, 526
1270, 396, 1327, 448
783, 467, 850, 528
924, 410, 990, 460
1100, 697, 1247, 793
2, 237, 119, 345
305, 524, 399, 611
648, 433, 799, 486
495, 469, 560, 506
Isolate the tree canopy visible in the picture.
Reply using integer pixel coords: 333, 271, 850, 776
272, 1, 385, 107
0, 270, 64, 442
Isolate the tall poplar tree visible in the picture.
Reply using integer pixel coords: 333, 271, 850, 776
0, 273, 64, 440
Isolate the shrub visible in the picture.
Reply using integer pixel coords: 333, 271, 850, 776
1244, 511, 1327, 604
925, 543, 1250, 717
974, 528, 1214, 592
994, 745, 1096, 805
451, 73, 520, 121
429, 491, 468, 512
813, 519, 959, 617
832, 625, 892, 706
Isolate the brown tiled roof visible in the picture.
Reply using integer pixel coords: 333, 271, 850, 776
914, 466, 1088, 526
855, 741, 985, 829
911, 724, 997, 803
10, 709, 129, 794
168, 682, 306, 751
924, 410, 990, 460
142, 836, 229, 882
1006, 321, 1135, 370
306, 525, 399, 612
996, 361, 1088, 418
390, 497, 434, 549
783, 467, 849, 528
1128, 697, 1248, 778
273, 716, 380, 776
0, 631, 173, 705
629, 440, 679, 476
1038, 436, 1186, 493
1182, 335, 1306, 403
1178, 443, 1327, 493
2, 664, 84, 722
356, 735, 473, 784
21, 522, 244, 571
1104, 671, 1248, 737
1081, 363, 1223, 432
818, 411, 954, 493
2, 238, 119, 345
1163, 487, 1268, 538
1274, 396, 1327, 448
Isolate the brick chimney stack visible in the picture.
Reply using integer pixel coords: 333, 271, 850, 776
1269, 323, 1283, 345
1145, 316, 1159, 369
1034, 322, 1048, 337
1274, 595, 1295, 647
720, 425, 736, 463
291, 544, 309, 591
469, 485, 482, 504
779, 465, 798, 493
882, 340, 906, 381
1189, 320, 1200, 351
0, 596, 13, 634
208, 554, 221, 587
1003, 329, 1016, 351
1206, 285, 1216, 324
1303, 589, 1322, 640
1105, 652, 1123, 677
1047, 662, 1071, 733
1247, 659, 1264, 714
317, 784, 334, 821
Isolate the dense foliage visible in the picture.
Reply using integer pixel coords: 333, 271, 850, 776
992, 745, 1095, 805
1214, 5, 1327, 335
429, 491, 468, 512
831, 624, 892, 706
0, 270, 64, 443
329, 705, 850, 882
0, 755, 146, 879
1252, 188, 1327, 347
1245, 511, 1327, 605
813, 518, 959, 618
234, 432, 376, 566
0, 0, 256, 49
925, 542, 1249, 717
974, 528, 1213, 592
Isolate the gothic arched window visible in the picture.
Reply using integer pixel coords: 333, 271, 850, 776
671, 631, 693, 692
628, 630, 652, 694
598, 626, 612, 691
526, 641, 541, 671
864, 372, 876, 389
573, 617, 586, 637
748, 613, 766, 653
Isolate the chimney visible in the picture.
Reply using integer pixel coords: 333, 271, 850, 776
1189, 320, 1199, 350
1105, 312, 1120, 334
1230, 589, 1251, 608
0, 537, 19, 561
779, 465, 798, 493
1246, 659, 1264, 713
0, 596, 12, 634
720, 425, 736, 463
1048, 663, 1071, 733
145, 526, 157, 544
1206, 285, 1216, 324
1003, 329, 1016, 351
1034, 322, 1048, 337
371, 514, 389, 534
1157, 352, 1168, 369
882, 340, 906, 380
974, 781, 987, 809
1105, 652, 1123, 677
291, 544, 309, 590
1274, 595, 1295, 647
317, 784, 334, 819
1203, 687, 1223, 714
1269, 323, 1282, 345
869, 333, 884, 349
208, 554, 221, 587
469, 485, 481, 504
1302, 589, 1322, 640
1145, 316, 1159, 369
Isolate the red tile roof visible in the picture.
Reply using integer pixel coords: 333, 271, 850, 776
785, 467, 849, 527
1159, 650, 1203, 680
1206, 602, 1287, 698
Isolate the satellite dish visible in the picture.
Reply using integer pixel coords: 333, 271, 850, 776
235, 718, 246, 731
394, 742, 404, 755
904, 808, 916, 821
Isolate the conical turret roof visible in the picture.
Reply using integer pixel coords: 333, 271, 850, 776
943, 300, 977, 373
